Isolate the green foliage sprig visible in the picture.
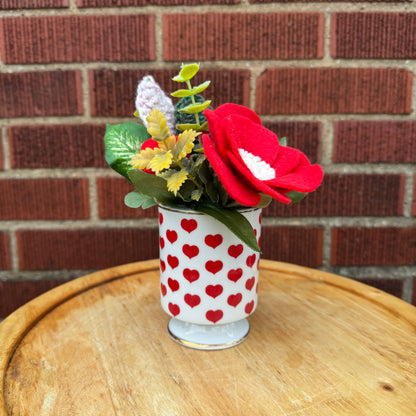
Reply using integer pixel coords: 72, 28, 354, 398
171, 63, 211, 132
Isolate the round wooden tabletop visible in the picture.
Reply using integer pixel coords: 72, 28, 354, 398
1, 259, 416, 415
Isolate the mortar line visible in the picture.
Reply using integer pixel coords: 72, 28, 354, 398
1, 126, 10, 171
88, 176, 99, 221
0, 3, 414, 17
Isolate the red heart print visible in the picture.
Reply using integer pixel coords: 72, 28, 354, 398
184, 294, 201, 308
227, 293, 242, 307
182, 244, 199, 259
183, 268, 200, 283
168, 303, 180, 316
160, 283, 167, 297
159, 213, 163, 224
245, 301, 255, 314
167, 255, 179, 269
159, 237, 165, 249
259, 213, 262, 224
160, 260, 166, 272
206, 310, 223, 323
205, 284, 223, 298
181, 219, 197, 233
205, 234, 223, 249
246, 254, 256, 267
245, 277, 255, 291
228, 244, 243, 259
228, 268, 243, 282
166, 230, 178, 244
168, 278, 180, 292
205, 260, 223, 275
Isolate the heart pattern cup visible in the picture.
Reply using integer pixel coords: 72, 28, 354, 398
158, 205, 261, 326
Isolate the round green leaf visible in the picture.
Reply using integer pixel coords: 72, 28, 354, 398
178, 100, 211, 114
178, 63, 200, 81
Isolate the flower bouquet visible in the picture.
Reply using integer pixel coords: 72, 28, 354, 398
104, 63, 323, 349
105, 63, 323, 252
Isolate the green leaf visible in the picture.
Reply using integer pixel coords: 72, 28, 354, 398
178, 100, 211, 114
279, 137, 287, 147
104, 122, 150, 181
171, 89, 193, 98
172, 63, 200, 82
176, 121, 208, 132
171, 81, 211, 98
286, 191, 308, 203
128, 170, 177, 206
254, 193, 273, 209
192, 80, 211, 94
124, 191, 156, 209
195, 201, 261, 253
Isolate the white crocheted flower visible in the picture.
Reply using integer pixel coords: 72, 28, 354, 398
135, 75, 176, 134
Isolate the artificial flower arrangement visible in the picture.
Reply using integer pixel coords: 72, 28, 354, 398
104, 63, 323, 252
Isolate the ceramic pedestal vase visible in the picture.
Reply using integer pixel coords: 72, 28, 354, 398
158, 205, 261, 350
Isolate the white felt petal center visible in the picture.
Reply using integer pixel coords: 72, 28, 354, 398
238, 149, 276, 181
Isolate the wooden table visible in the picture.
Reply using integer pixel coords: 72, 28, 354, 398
1, 259, 416, 415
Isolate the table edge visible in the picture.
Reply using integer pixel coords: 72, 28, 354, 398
1, 259, 416, 416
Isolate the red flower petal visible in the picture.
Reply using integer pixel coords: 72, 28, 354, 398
207, 103, 262, 126
202, 133, 261, 206
270, 146, 302, 177
204, 104, 262, 158
227, 151, 292, 204
267, 164, 324, 192
203, 108, 224, 154
225, 115, 280, 166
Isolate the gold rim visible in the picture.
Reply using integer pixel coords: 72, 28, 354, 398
167, 324, 250, 350
158, 204, 261, 215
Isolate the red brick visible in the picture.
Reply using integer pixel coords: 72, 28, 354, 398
0, 71, 83, 118
97, 177, 158, 219
356, 278, 404, 299
78, 0, 238, 5
0, 15, 155, 64
264, 174, 405, 217
413, 282, 416, 306
0, 280, 69, 318
90, 69, 250, 117
163, 13, 324, 61
261, 226, 323, 268
331, 227, 416, 266
414, 285, 416, 306
17, 228, 159, 270
256, 68, 413, 115
0, 232, 11, 270
0, 0, 68, 8
332, 13, 416, 59
334, 121, 416, 163
0, 130, 3, 171
0, 179, 89, 220
262, 122, 321, 164
9, 124, 106, 169
413, 176, 416, 216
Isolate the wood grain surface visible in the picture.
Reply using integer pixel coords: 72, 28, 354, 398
1, 259, 416, 415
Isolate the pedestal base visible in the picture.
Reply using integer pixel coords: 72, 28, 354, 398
168, 318, 250, 350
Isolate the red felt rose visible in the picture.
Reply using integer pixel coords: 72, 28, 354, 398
202, 104, 323, 207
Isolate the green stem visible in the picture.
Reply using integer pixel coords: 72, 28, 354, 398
186, 80, 200, 127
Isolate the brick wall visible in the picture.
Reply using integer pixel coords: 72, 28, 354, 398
0, 0, 415, 317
